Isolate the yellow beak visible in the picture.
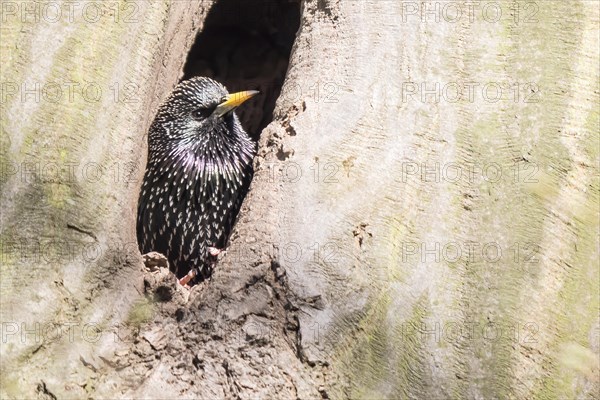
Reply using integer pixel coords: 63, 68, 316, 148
213, 90, 259, 117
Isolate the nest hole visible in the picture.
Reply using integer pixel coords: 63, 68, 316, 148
183, 0, 301, 140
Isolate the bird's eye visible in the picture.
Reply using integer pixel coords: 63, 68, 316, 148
191, 107, 214, 121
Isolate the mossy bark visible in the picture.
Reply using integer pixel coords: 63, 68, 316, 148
1, 1, 208, 398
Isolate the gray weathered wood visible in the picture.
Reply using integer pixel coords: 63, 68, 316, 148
1, 0, 598, 399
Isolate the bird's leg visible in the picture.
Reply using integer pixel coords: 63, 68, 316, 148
207, 246, 223, 257
178, 268, 197, 286
178, 248, 224, 286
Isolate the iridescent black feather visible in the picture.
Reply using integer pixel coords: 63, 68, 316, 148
137, 77, 256, 280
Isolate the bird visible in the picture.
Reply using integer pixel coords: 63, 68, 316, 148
136, 77, 258, 285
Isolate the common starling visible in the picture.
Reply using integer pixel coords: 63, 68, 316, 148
136, 77, 258, 284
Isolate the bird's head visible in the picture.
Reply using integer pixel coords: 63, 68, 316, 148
151, 77, 258, 151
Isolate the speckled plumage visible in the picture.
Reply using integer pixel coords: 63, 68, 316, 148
137, 77, 256, 280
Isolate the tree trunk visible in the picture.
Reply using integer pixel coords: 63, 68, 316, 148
1, 1, 598, 399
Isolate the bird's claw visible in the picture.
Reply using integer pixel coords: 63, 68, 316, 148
208, 247, 223, 257
177, 248, 223, 286
178, 269, 197, 287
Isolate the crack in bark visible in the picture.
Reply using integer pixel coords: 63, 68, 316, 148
36, 381, 57, 400
222, 359, 240, 398
66, 223, 98, 241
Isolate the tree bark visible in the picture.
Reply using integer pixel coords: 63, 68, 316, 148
1, 1, 598, 399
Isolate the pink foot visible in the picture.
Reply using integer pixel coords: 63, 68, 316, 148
208, 247, 223, 256
178, 269, 197, 286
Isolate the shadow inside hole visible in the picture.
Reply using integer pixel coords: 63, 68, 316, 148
183, 0, 301, 140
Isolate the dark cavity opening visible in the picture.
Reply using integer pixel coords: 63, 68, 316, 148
182, 0, 301, 140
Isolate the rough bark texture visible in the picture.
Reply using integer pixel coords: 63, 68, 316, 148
1, 1, 599, 399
